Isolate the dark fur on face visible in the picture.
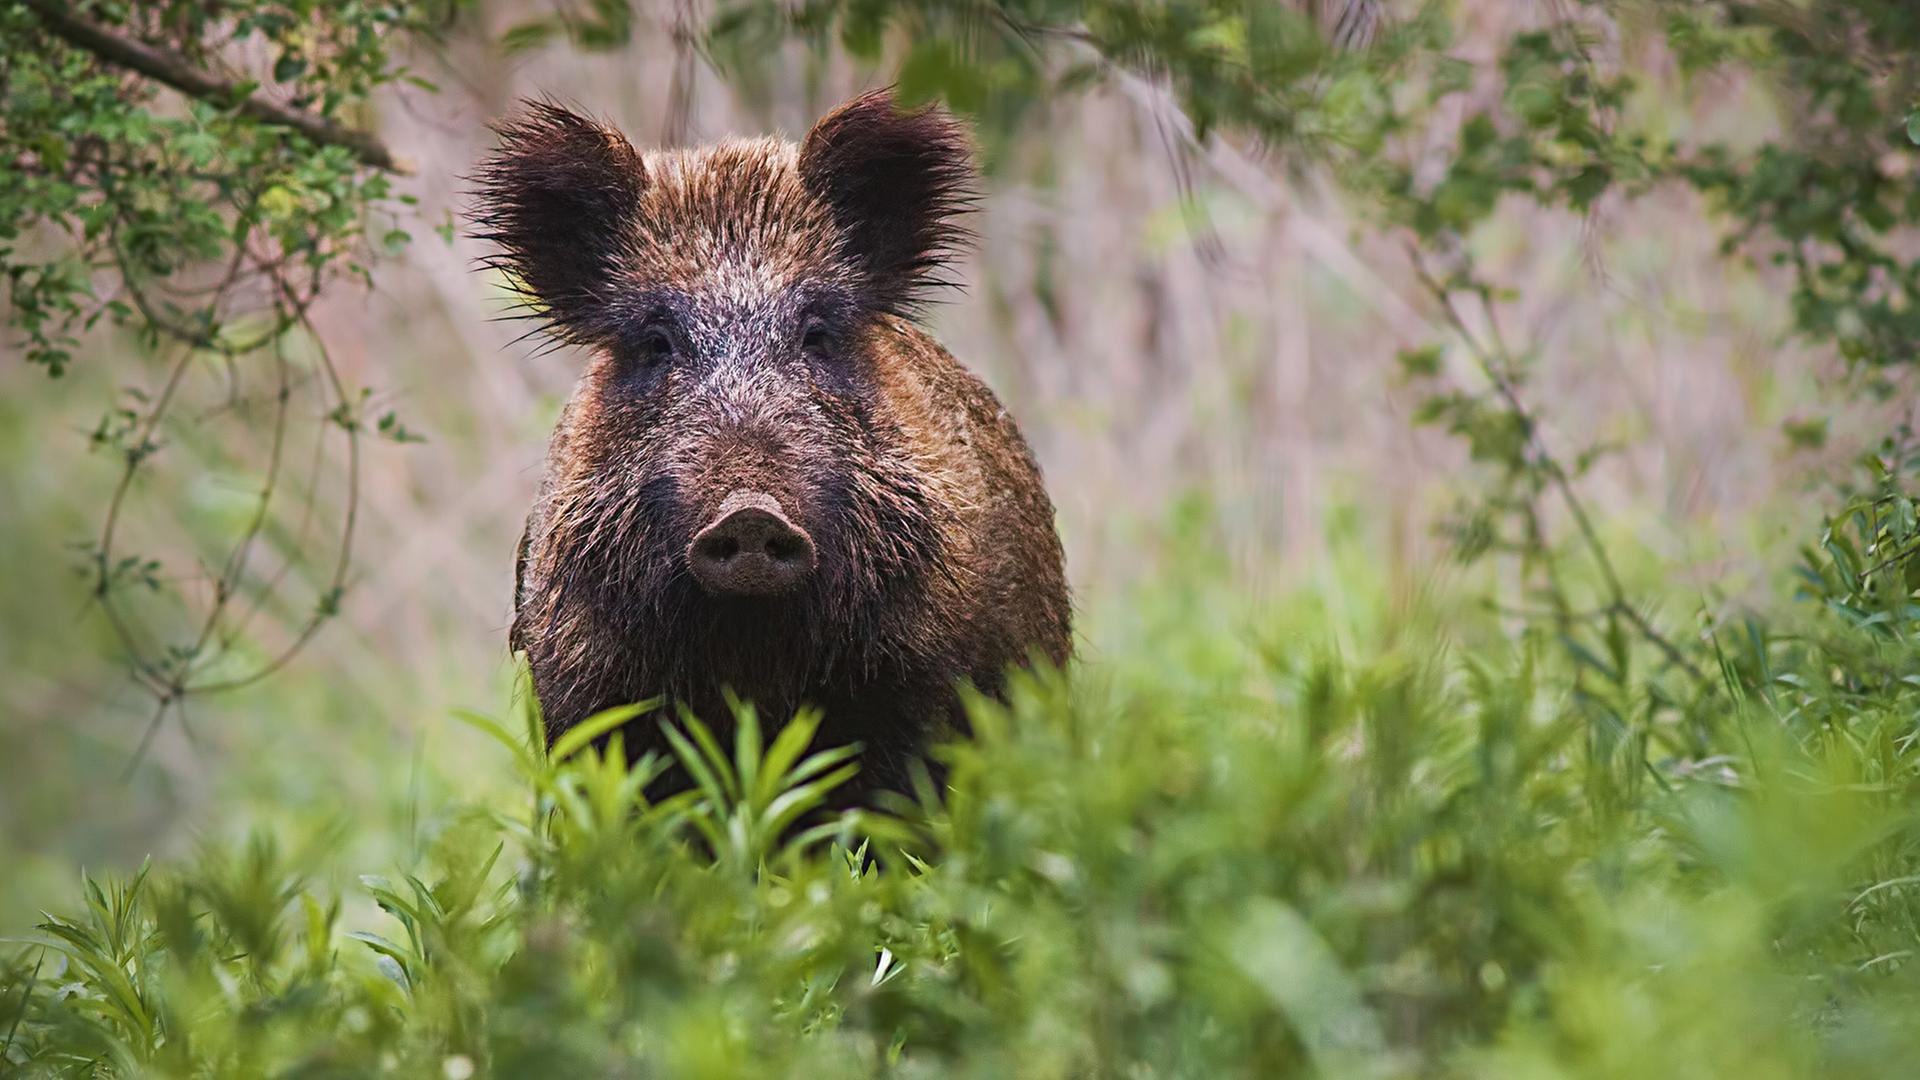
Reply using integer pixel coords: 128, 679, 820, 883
474, 91, 1071, 797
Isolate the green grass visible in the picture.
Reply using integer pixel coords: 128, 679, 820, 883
5, 517, 1920, 1078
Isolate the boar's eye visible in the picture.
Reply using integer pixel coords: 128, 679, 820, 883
623, 322, 677, 369
800, 314, 833, 359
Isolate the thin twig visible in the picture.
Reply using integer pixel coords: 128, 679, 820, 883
96, 192, 356, 770
120, 693, 173, 782
176, 320, 294, 685
92, 334, 196, 686
1408, 243, 1708, 684
222, 357, 332, 650
91, 188, 263, 695
188, 291, 360, 695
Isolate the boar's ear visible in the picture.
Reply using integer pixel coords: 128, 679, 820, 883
471, 101, 646, 344
799, 90, 977, 315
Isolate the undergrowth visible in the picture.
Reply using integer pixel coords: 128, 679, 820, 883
6, 481, 1920, 1079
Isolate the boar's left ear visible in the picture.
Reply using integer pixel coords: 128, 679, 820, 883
799, 89, 977, 315
471, 100, 647, 346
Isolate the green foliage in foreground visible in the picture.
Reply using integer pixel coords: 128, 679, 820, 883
7, 523, 1920, 1080
12, 3, 1920, 1074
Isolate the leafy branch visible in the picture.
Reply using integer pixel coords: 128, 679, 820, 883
20, 0, 410, 174
1, 0, 436, 770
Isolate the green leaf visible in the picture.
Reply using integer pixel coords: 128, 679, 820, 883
451, 708, 534, 768
550, 701, 657, 764
1397, 345, 1444, 378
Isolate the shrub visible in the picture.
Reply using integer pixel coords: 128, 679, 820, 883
7, 512, 1920, 1078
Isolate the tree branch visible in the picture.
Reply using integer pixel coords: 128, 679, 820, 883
23, 0, 411, 175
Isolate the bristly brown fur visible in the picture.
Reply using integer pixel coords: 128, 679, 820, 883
473, 90, 1069, 801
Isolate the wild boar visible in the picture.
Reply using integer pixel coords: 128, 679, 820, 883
473, 90, 1070, 796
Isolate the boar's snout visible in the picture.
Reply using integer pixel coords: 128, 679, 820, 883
688, 491, 817, 597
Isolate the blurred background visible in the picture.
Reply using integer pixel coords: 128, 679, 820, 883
2, 2, 1904, 925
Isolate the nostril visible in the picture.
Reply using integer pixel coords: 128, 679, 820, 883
691, 531, 739, 565
687, 493, 818, 596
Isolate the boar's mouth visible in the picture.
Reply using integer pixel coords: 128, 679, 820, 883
686, 490, 819, 598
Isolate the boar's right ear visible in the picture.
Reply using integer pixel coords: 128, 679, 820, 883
471, 101, 646, 344
799, 90, 977, 316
